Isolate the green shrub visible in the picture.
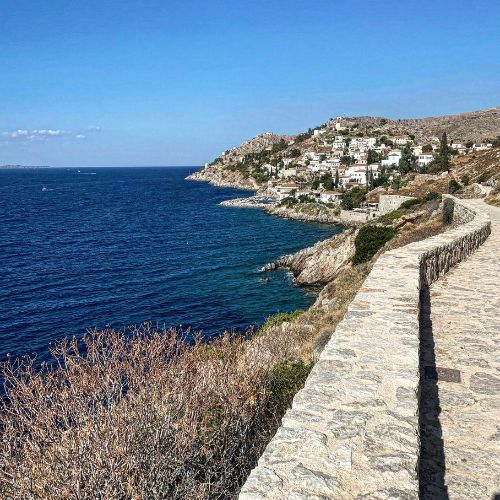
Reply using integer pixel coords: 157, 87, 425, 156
259, 310, 304, 335
448, 179, 461, 194
477, 173, 488, 183
279, 196, 298, 207
266, 360, 312, 413
460, 174, 470, 186
400, 198, 421, 209
377, 209, 403, 224
424, 191, 442, 201
353, 226, 396, 264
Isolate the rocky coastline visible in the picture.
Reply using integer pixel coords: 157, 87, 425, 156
188, 164, 350, 298
186, 166, 258, 191
261, 229, 356, 286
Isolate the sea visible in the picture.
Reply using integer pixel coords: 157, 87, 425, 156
0, 167, 341, 362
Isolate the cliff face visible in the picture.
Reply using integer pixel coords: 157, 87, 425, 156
186, 165, 259, 191
264, 229, 356, 285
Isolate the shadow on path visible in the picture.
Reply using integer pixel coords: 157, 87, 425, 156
419, 286, 448, 499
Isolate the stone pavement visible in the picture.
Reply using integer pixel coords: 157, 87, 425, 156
420, 199, 500, 499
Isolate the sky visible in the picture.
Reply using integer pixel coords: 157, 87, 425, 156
1, 0, 499, 167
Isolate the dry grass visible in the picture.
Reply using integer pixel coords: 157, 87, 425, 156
0, 325, 314, 499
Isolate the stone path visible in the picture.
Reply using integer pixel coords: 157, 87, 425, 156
420, 199, 500, 499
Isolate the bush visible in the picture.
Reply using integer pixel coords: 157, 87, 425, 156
377, 209, 404, 224
279, 196, 298, 207
0, 326, 308, 499
341, 187, 365, 210
424, 191, 442, 202
266, 360, 312, 414
448, 179, 461, 194
353, 225, 396, 264
400, 198, 421, 209
259, 310, 304, 335
477, 173, 488, 183
460, 174, 470, 186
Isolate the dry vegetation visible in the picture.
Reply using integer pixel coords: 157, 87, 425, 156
0, 326, 315, 499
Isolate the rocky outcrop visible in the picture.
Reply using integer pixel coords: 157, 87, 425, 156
263, 230, 356, 285
264, 204, 341, 224
186, 166, 259, 191
220, 196, 276, 209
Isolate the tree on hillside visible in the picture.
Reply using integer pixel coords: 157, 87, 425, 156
367, 149, 379, 164
398, 145, 416, 174
426, 132, 451, 173
439, 132, 451, 171
334, 169, 339, 189
340, 155, 354, 166
422, 144, 433, 153
341, 187, 365, 210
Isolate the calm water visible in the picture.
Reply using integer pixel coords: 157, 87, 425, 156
0, 167, 341, 362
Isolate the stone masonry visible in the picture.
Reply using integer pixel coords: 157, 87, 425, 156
239, 196, 492, 499
420, 199, 500, 499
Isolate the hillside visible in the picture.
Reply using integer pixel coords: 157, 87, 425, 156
188, 107, 500, 190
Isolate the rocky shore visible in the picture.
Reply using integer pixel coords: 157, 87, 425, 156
219, 195, 276, 209
262, 229, 356, 285
186, 166, 259, 191
264, 204, 341, 224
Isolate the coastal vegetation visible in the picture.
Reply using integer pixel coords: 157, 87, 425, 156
0, 324, 314, 499
258, 310, 304, 335
353, 225, 397, 264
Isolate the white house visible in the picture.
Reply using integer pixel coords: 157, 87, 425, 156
273, 183, 299, 201
472, 143, 493, 151
295, 189, 319, 201
381, 150, 402, 168
320, 191, 343, 204
394, 136, 411, 146
417, 154, 434, 167
278, 168, 298, 179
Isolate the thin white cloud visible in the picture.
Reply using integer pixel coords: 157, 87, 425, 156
32, 129, 67, 136
0, 127, 100, 143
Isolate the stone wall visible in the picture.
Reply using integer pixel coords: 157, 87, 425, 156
239, 196, 491, 499
339, 209, 378, 225
378, 194, 416, 215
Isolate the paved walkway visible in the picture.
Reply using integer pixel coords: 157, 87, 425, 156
420, 199, 500, 499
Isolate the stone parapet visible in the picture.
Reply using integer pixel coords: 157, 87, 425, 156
239, 196, 491, 499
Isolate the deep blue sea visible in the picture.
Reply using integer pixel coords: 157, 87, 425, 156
0, 167, 341, 362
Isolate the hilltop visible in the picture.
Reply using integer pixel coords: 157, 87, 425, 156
187, 107, 500, 193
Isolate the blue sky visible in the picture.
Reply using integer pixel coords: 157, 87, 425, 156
1, 0, 499, 166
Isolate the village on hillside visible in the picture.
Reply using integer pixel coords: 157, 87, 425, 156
203, 111, 500, 222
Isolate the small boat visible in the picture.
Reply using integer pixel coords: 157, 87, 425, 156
41, 185, 49, 192
259, 277, 271, 283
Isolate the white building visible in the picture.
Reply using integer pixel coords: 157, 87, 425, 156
320, 191, 343, 204
273, 183, 299, 201
278, 168, 298, 179
394, 137, 411, 146
381, 150, 402, 168
417, 154, 434, 167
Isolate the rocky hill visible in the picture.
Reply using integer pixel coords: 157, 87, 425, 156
187, 107, 500, 190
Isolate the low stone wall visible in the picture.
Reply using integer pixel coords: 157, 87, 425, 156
240, 196, 491, 499
340, 209, 378, 225
379, 194, 416, 215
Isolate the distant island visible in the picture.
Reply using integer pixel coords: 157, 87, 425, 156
0, 164, 50, 169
